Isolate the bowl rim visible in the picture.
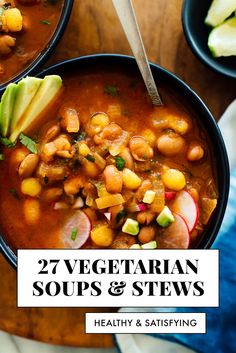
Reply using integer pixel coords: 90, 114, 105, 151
182, 0, 236, 79
0, 54, 230, 269
0, 0, 74, 93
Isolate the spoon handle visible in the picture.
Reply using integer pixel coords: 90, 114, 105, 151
112, 0, 163, 106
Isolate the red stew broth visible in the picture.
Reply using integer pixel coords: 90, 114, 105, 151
0, 71, 218, 250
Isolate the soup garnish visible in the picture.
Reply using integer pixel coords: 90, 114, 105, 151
0, 72, 218, 250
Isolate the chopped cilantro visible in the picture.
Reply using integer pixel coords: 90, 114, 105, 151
9, 188, 20, 200
116, 210, 127, 224
0, 153, 4, 161
73, 131, 86, 142
19, 133, 38, 154
0, 137, 17, 148
115, 156, 125, 170
2, 3, 12, 10
85, 154, 95, 163
104, 85, 118, 97
40, 20, 51, 25
44, 176, 49, 184
71, 227, 78, 241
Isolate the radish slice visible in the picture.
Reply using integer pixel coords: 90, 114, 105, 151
104, 212, 112, 221
61, 211, 91, 249
127, 203, 147, 212
156, 212, 190, 249
171, 190, 199, 232
165, 191, 176, 201
72, 197, 84, 209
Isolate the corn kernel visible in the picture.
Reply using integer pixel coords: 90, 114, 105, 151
91, 113, 110, 128
78, 142, 91, 156
122, 168, 142, 190
23, 199, 40, 225
169, 115, 189, 135
21, 178, 42, 197
91, 225, 114, 247
162, 169, 186, 191
3, 9, 23, 32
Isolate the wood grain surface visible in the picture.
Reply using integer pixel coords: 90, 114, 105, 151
0, 0, 235, 348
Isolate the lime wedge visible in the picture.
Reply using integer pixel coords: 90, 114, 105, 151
208, 17, 236, 57
205, 0, 236, 27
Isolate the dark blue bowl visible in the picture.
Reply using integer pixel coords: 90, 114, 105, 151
182, 0, 236, 78
0, 54, 230, 268
0, 0, 74, 93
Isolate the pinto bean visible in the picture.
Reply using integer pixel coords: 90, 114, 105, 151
42, 124, 60, 143
100, 123, 122, 140
103, 165, 123, 193
10, 147, 29, 169
18, 153, 39, 178
129, 136, 154, 161
138, 226, 156, 244
0, 35, 15, 55
137, 211, 156, 225
187, 144, 204, 161
157, 133, 185, 156
111, 233, 136, 249
119, 147, 134, 170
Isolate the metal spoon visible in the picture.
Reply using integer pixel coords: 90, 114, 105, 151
112, 0, 163, 106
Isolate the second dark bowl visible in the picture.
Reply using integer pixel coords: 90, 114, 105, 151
0, 0, 74, 93
0, 54, 230, 268
182, 0, 236, 78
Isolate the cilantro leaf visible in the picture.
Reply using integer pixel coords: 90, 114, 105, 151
85, 154, 95, 163
73, 131, 86, 142
40, 20, 51, 25
115, 156, 125, 170
104, 85, 118, 97
19, 133, 38, 154
116, 210, 127, 224
0, 153, 4, 161
0, 137, 17, 148
9, 188, 20, 200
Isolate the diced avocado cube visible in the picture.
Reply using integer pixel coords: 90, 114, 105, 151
122, 218, 139, 236
143, 190, 156, 204
130, 244, 142, 249
141, 241, 157, 249
0, 83, 17, 137
10, 77, 42, 134
156, 206, 174, 228
10, 75, 62, 142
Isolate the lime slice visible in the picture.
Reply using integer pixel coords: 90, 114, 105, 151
208, 17, 236, 57
205, 0, 236, 27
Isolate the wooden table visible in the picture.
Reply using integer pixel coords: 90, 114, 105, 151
0, 0, 235, 348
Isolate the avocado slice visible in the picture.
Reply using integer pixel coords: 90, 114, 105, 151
10, 77, 42, 134
205, 0, 236, 27
10, 75, 62, 142
0, 83, 17, 137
